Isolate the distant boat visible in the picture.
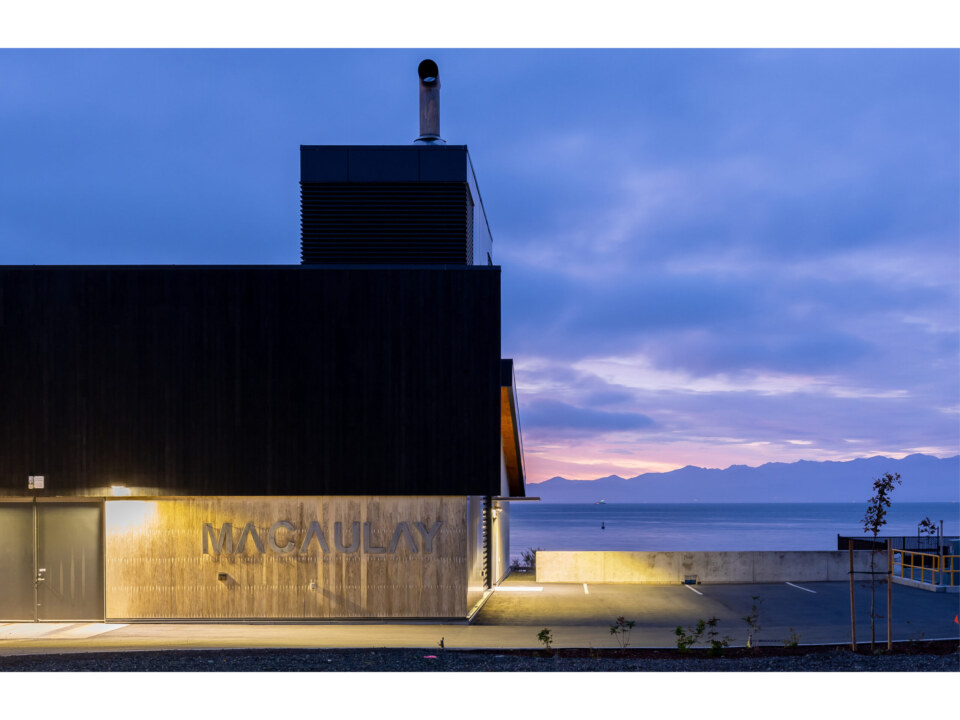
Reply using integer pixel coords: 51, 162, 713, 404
595, 499, 606, 505
601, 521, 605, 530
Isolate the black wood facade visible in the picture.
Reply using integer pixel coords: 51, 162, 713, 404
301, 182, 474, 265
300, 146, 491, 266
0, 265, 501, 497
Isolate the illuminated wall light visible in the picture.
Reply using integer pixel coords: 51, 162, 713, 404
111, 485, 132, 496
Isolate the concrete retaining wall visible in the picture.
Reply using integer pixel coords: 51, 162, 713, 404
536, 550, 884, 584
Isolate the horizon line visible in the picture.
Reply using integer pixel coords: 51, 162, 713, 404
527, 451, 960, 484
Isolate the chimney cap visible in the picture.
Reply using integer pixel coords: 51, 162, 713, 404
416, 58, 444, 144
418, 59, 439, 85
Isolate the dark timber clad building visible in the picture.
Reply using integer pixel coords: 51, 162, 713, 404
0, 62, 527, 622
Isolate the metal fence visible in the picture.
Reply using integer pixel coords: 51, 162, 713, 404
838, 535, 960, 588
893, 550, 959, 587
837, 534, 957, 552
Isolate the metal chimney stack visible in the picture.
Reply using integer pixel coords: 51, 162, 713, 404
415, 59, 445, 144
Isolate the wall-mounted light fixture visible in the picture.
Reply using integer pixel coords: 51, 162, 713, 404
111, 485, 132, 496
217, 572, 229, 582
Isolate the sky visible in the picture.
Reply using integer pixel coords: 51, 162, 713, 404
1, 49, 957, 484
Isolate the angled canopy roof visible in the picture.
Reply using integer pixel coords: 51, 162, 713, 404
500, 359, 526, 498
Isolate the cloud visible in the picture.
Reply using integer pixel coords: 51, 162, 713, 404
1, 49, 956, 483
520, 398, 656, 434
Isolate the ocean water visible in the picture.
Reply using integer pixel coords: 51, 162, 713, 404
508, 502, 960, 558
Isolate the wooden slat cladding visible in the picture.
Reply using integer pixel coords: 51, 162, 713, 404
500, 388, 523, 493
499, 359, 526, 497
0, 266, 500, 497
104, 496, 467, 619
465, 495, 486, 613
301, 183, 472, 264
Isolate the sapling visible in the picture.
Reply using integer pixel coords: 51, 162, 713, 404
742, 595, 763, 649
521, 547, 543, 573
674, 619, 705, 651
862, 472, 901, 652
704, 616, 733, 657
537, 627, 553, 651
609, 616, 636, 649
918, 517, 937, 536
675, 617, 732, 656
918, 516, 938, 554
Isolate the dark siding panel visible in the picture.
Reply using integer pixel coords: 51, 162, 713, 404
299, 146, 468, 184
301, 183, 472, 265
347, 149, 420, 181
0, 266, 500, 497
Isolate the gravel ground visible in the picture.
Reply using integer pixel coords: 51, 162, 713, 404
1, 643, 957, 672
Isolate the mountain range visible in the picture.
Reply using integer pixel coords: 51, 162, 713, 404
529, 454, 959, 503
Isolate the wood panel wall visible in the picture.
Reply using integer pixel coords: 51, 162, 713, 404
104, 496, 467, 619
465, 495, 486, 612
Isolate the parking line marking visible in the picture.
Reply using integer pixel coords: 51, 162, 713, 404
583, 583, 589, 595
685, 584, 703, 596
785, 582, 817, 593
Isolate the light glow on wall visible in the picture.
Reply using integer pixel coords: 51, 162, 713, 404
105, 500, 158, 535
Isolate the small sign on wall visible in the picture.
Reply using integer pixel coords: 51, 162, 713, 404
28, 475, 44, 489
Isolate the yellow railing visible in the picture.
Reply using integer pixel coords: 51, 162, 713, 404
895, 551, 959, 587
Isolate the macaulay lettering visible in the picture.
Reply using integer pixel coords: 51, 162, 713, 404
299, 521, 329, 554
363, 522, 386, 554
268, 521, 297, 554
334, 521, 360, 553
202, 520, 443, 556
415, 521, 442, 553
387, 522, 418, 554
203, 522, 234, 554
237, 522, 265, 554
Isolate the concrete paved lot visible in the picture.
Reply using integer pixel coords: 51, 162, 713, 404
0, 578, 956, 656
478, 577, 959, 647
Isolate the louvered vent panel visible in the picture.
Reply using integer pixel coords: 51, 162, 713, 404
301, 182, 472, 264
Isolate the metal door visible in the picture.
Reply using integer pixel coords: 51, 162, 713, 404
0, 502, 104, 621
0, 504, 35, 620
36, 503, 104, 621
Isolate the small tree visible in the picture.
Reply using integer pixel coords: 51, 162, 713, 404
609, 616, 636, 649
675, 617, 731, 656
703, 617, 733, 657
742, 595, 763, 649
918, 516, 938, 551
537, 628, 553, 651
515, 547, 543, 573
862, 472, 901, 652
675, 619, 705, 651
